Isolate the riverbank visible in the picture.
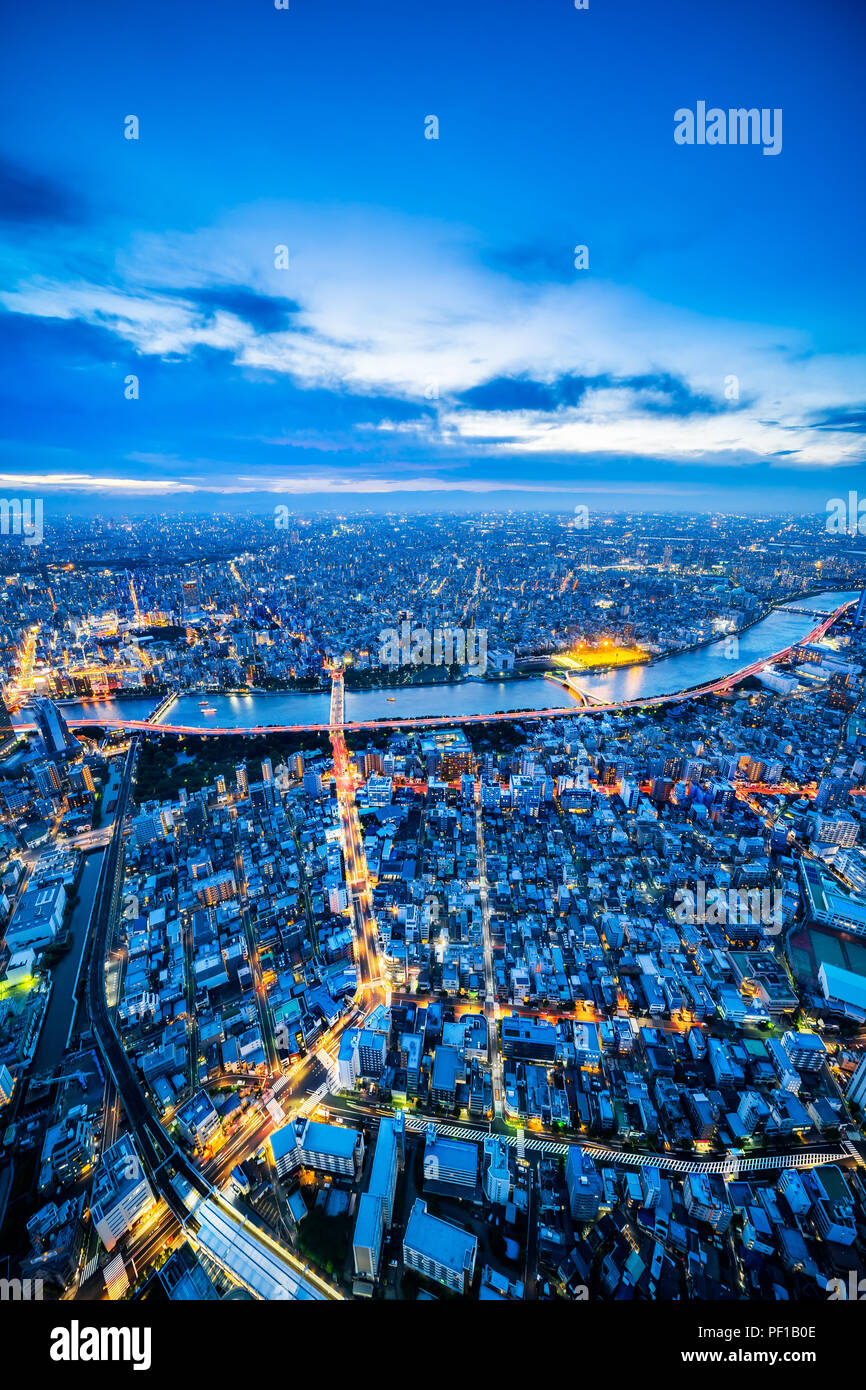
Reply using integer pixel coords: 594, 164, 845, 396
12, 589, 859, 733
345, 667, 532, 691
636, 585, 852, 672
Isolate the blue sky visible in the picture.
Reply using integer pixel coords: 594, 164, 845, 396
1, 0, 864, 513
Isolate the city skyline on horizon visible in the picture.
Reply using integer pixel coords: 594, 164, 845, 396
8, 496, 866, 523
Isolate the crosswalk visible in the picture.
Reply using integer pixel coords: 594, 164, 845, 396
579, 1144, 848, 1174
400, 1113, 847, 1173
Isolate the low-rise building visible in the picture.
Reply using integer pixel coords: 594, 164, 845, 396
402, 1197, 478, 1293
270, 1117, 364, 1179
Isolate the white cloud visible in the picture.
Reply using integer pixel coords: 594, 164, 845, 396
2, 203, 865, 471
0, 470, 200, 494
444, 400, 866, 468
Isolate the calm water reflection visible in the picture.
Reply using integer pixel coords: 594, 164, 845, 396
18, 589, 859, 727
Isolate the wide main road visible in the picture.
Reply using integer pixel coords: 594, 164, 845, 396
19, 599, 856, 739
474, 779, 504, 1117
330, 669, 384, 996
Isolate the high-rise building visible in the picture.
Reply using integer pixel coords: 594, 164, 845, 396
0, 1063, 14, 1107
32, 698, 77, 757
261, 756, 273, 784
235, 763, 248, 799
482, 1136, 511, 1205
33, 760, 62, 797
182, 578, 199, 610
641, 1167, 662, 1209
419, 729, 473, 780
363, 774, 393, 807
430, 1045, 461, 1105
808, 811, 859, 847
814, 775, 852, 811
194, 870, 237, 906
683, 1172, 732, 1233
423, 1124, 477, 1191
89, 1135, 155, 1252
0, 694, 16, 756
270, 1118, 364, 1179
781, 1030, 827, 1073
304, 770, 323, 799
501, 1016, 557, 1064
69, 764, 95, 794
368, 1116, 399, 1227
131, 813, 165, 850
351, 1111, 404, 1282
847, 1054, 866, 1110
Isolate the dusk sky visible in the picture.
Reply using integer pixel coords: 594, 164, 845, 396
1, 0, 864, 514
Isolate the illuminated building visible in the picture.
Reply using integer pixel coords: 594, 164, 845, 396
270, 1117, 364, 1179
89, 1135, 155, 1253
501, 1015, 557, 1064
423, 1124, 477, 1192
32, 697, 78, 758
846, 1054, 866, 1109
683, 1173, 732, 1233
780, 1030, 827, 1073
352, 1193, 384, 1281
0, 695, 16, 756
0, 1063, 14, 1107
482, 1136, 511, 1205
419, 728, 473, 779
565, 1146, 603, 1221
5, 880, 66, 951
176, 1089, 222, 1149
430, 1045, 461, 1105
194, 870, 237, 906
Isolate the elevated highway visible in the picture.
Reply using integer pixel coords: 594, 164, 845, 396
83, 738, 341, 1299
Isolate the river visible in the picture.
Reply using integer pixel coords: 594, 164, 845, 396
574, 589, 861, 705
16, 588, 861, 729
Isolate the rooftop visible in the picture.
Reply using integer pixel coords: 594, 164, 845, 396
404, 1198, 477, 1274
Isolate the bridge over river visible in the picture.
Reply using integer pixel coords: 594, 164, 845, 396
13, 591, 860, 738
